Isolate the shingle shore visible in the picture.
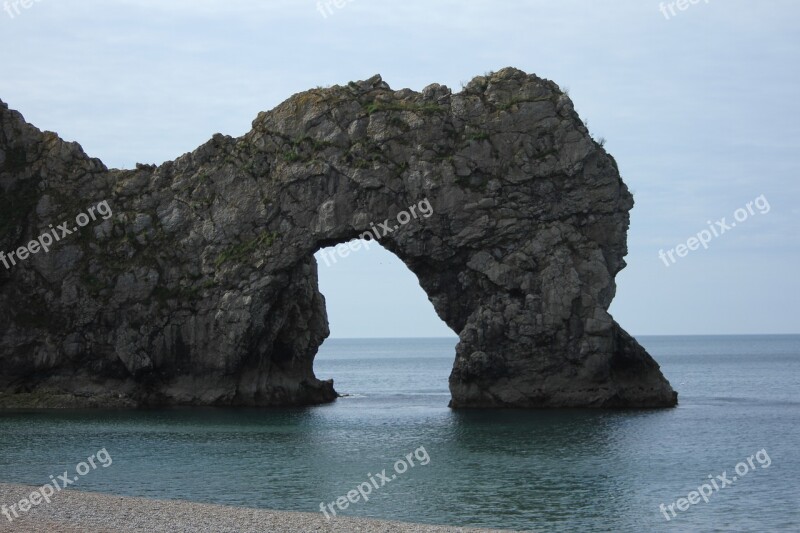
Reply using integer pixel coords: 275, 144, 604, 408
0, 483, 523, 533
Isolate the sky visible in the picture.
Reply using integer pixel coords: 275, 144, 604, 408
1, 1, 797, 338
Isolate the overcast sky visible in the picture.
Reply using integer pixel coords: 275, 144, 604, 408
1, 1, 797, 337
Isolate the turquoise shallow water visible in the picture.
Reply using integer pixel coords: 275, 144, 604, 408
1, 335, 799, 532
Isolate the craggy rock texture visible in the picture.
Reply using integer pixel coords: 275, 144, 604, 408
0, 68, 677, 408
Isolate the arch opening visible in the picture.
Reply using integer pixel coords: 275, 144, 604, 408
312, 240, 457, 401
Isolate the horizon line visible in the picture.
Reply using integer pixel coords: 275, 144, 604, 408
326, 333, 799, 340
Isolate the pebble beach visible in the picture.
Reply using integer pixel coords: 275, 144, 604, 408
0, 483, 520, 533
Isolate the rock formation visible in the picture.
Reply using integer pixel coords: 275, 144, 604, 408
0, 68, 677, 408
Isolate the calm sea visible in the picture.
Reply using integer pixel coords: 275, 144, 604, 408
1, 336, 798, 532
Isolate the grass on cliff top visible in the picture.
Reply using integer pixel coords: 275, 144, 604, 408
363, 101, 446, 116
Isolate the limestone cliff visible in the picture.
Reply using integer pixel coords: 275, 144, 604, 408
0, 68, 677, 408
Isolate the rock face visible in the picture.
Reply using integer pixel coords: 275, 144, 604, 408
0, 68, 677, 408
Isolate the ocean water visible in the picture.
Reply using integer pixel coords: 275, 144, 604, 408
1, 335, 799, 532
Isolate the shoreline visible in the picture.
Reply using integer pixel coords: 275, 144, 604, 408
0, 483, 523, 533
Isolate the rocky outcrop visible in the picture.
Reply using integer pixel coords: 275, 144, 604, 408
0, 68, 677, 408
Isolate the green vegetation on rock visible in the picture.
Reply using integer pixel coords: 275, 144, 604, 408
214, 230, 278, 268
364, 102, 446, 116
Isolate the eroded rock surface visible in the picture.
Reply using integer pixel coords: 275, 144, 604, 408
0, 68, 677, 408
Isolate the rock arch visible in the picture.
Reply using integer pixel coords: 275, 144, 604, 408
0, 68, 677, 408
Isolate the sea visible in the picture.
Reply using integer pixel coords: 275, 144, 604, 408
1, 335, 798, 532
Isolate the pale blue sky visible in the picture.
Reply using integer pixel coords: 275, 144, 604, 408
1, 1, 797, 337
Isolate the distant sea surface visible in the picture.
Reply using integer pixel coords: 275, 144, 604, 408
1, 336, 798, 532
